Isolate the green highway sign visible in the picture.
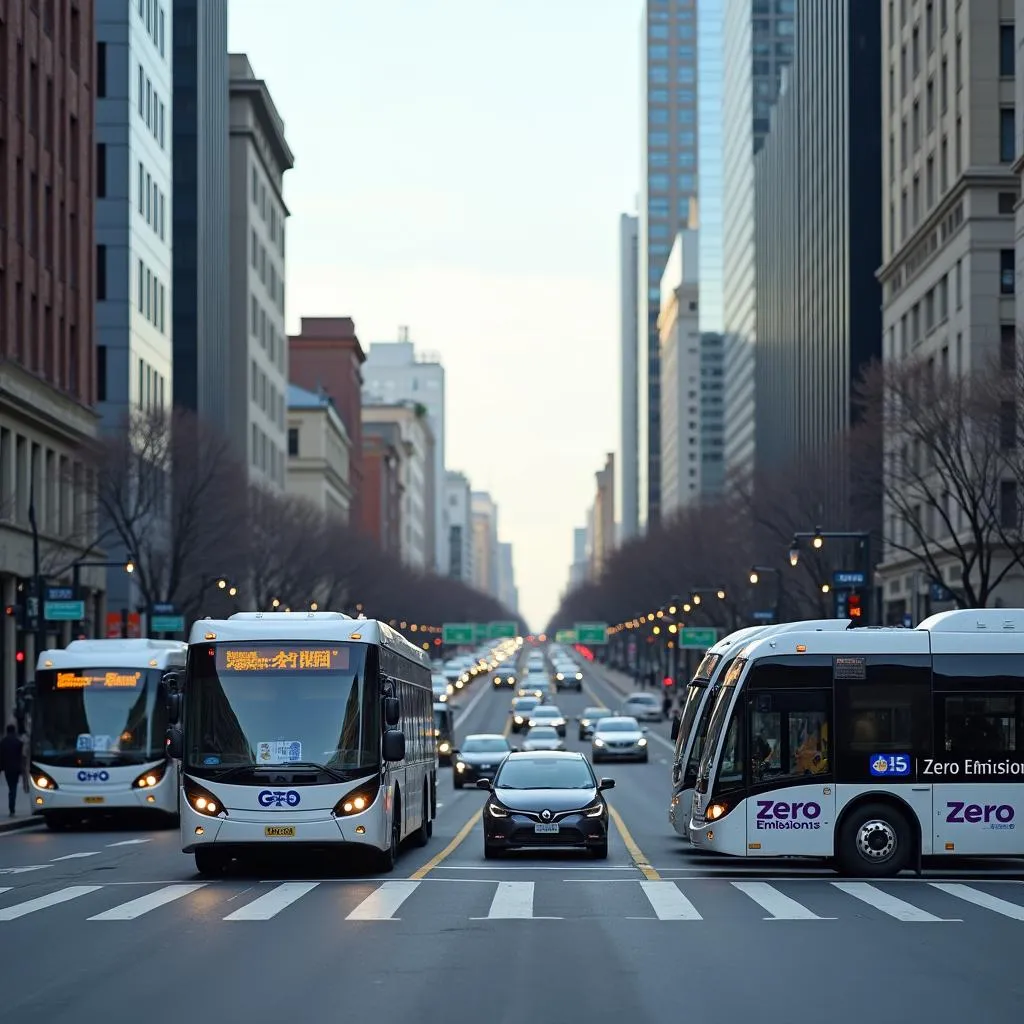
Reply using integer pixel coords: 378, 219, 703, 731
442, 623, 475, 645
679, 627, 718, 649
488, 621, 517, 639
575, 622, 608, 645
474, 623, 490, 642
151, 614, 185, 632
555, 629, 578, 644
44, 600, 85, 621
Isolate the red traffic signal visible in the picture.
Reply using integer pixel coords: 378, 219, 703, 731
15, 651, 25, 663
662, 676, 674, 688
848, 592, 863, 619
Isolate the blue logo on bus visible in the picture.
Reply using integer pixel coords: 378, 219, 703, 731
77, 770, 110, 783
258, 790, 300, 808
869, 754, 911, 777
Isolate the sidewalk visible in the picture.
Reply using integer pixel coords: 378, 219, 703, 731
0, 809, 40, 834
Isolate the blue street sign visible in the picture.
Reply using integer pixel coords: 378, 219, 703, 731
833, 571, 866, 587
902, 613, 914, 628
752, 610, 774, 621
930, 582, 954, 602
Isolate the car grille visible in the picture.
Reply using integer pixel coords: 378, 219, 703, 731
513, 808, 582, 823
510, 826, 586, 846
606, 741, 637, 749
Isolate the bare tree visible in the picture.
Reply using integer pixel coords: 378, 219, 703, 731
853, 357, 1024, 607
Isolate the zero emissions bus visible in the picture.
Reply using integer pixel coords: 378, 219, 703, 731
668, 621, 853, 838
689, 608, 1024, 876
30, 638, 187, 829
168, 611, 437, 876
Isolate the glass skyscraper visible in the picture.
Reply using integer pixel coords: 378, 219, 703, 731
697, 0, 724, 334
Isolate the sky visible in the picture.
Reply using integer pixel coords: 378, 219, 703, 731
228, 0, 642, 632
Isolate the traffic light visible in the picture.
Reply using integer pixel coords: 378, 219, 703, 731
847, 591, 863, 620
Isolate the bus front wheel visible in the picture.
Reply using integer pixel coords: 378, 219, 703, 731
194, 847, 227, 877
837, 802, 913, 877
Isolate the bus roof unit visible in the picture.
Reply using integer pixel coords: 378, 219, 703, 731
37, 637, 187, 671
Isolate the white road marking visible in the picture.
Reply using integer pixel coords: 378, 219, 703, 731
0, 865, 51, 874
0, 885, 103, 920
732, 881, 832, 920
346, 880, 421, 920
832, 882, 956, 921
106, 839, 152, 847
470, 880, 561, 919
453, 683, 492, 728
639, 880, 702, 919
51, 852, 101, 861
0, 888, 10, 896
930, 882, 1024, 920
433, 864, 637, 871
224, 882, 320, 920
89, 884, 206, 920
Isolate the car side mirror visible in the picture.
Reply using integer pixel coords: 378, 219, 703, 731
475, 778, 492, 790
642, 727, 649, 734
598, 778, 615, 791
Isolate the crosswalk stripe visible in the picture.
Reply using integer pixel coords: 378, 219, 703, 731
52, 852, 101, 861
347, 881, 420, 921
224, 882, 319, 921
640, 880, 702, 920
485, 881, 535, 919
0, 865, 50, 875
930, 883, 1024, 920
106, 840, 152, 847
832, 882, 952, 921
732, 881, 829, 920
0, 886, 103, 920
0, 888, 10, 897
88, 884, 206, 921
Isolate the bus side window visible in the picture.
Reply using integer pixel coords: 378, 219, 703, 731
940, 695, 1020, 753
748, 689, 831, 786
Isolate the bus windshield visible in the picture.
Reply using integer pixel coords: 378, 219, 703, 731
182, 642, 375, 778
693, 652, 721, 682
696, 679, 738, 789
434, 707, 452, 742
675, 682, 707, 759
32, 667, 169, 767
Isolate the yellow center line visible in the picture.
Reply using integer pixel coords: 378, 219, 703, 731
409, 808, 480, 879
606, 802, 660, 881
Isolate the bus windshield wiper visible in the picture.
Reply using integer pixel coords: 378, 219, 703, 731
253, 761, 351, 783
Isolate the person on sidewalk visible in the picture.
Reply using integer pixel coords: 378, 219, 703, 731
0, 724, 27, 816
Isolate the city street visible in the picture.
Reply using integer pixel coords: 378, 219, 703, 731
0, 662, 1022, 1022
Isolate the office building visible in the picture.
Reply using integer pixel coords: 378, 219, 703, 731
568, 527, 589, 589
285, 384, 354, 523
362, 402, 435, 571
444, 471, 474, 583
618, 213, 640, 543
470, 492, 499, 598
879, 2, 1019, 619
721, 0, 795, 484
362, 331, 446, 574
638, 0, 699, 530
0, 1, 102, 710
497, 542, 518, 614
95, 0, 174, 614
228, 53, 293, 490
171, 0, 229, 430
360, 428, 402, 556
697, 0, 724, 334
590, 454, 616, 580
754, 0, 881, 477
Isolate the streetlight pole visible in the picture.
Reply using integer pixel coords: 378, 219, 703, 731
689, 587, 739, 630
748, 566, 783, 622
788, 526, 873, 624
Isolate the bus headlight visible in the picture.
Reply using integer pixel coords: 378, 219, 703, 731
332, 780, 380, 817
132, 764, 167, 789
706, 802, 729, 821
30, 766, 58, 790
183, 778, 227, 817
439, 741, 451, 754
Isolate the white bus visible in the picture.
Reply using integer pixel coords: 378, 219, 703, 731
30, 638, 187, 829
689, 608, 1024, 876
669, 620, 854, 838
168, 612, 436, 876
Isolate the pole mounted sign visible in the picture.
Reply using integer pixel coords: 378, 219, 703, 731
487, 621, 517, 639
679, 627, 718, 649
442, 623, 475, 646
555, 629, 578, 644
574, 623, 608, 645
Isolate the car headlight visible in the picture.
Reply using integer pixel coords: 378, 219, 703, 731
576, 673, 583, 680
593, 739, 606, 747
514, 716, 524, 724
183, 777, 227, 818
582, 802, 604, 818
439, 741, 451, 753
486, 802, 508, 818
456, 762, 466, 772
637, 738, 647, 747
556, 673, 564, 680
581, 719, 591, 727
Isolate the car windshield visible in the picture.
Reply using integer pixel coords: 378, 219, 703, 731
532, 707, 561, 717
496, 756, 595, 789
462, 737, 509, 753
32, 666, 170, 767
513, 699, 538, 711
627, 695, 658, 705
583, 707, 610, 718
431, 675, 447, 687
597, 718, 640, 732
527, 727, 558, 739
182, 642, 376, 777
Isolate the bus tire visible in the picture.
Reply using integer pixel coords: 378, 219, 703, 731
194, 848, 226, 877
837, 801, 913, 877
413, 789, 430, 847
376, 804, 400, 873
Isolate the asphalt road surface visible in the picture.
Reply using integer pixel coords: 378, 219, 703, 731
1, 661, 1022, 1022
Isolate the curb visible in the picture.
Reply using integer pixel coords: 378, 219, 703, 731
0, 816, 42, 834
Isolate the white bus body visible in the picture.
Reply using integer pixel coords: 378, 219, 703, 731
669, 620, 853, 837
689, 609, 1024, 876
31, 638, 187, 829
174, 612, 436, 876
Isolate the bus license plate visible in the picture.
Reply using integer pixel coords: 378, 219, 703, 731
534, 823, 559, 834
83, 796, 104, 804
264, 826, 296, 837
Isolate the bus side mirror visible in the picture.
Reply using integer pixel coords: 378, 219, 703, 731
165, 726, 183, 760
166, 693, 181, 725
383, 697, 400, 727
382, 729, 405, 762
164, 671, 181, 694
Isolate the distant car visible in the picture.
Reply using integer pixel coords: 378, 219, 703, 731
554, 666, 583, 691
510, 696, 541, 733
432, 673, 452, 703
527, 704, 566, 738
478, 751, 614, 859
577, 706, 612, 741
493, 671, 518, 689
434, 703, 455, 764
454, 734, 512, 788
522, 726, 564, 752
591, 716, 648, 763
619, 693, 663, 723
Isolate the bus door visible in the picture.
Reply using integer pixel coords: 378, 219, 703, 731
743, 685, 835, 857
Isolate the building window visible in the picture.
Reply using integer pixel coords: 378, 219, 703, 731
1000, 108, 1015, 162
1001, 481, 1019, 528
1001, 249, 1016, 294
649, 65, 668, 84
288, 428, 299, 456
1001, 24, 1015, 76
96, 245, 106, 300
96, 144, 106, 197
97, 346, 107, 402
97, 42, 106, 97
138, 259, 144, 310
649, 173, 669, 192
138, 64, 144, 116
158, 7, 165, 57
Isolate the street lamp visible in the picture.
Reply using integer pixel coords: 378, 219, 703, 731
787, 527, 873, 623
749, 565, 783, 622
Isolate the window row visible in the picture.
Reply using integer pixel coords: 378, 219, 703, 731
648, 166, 695, 193
250, 422, 285, 487
650, 107, 695, 127
137, 161, 166, 240
250, 294, 286, 373
136, 355, 167, 413
250, 359, 285, 430
250, 229, 284, 311
649, 64, 696, 85
648, 45, 695, 61
137, 63, 166, 149
137, 258, 167, 333
250, 165, 285, 255
650, 196, 692, 220
138, 0, 167, 58
650, 129, 695, 150
649, 88, 695, 106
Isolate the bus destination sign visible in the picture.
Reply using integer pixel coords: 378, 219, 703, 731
217, 645, 349, 673
56, 670, 142, 690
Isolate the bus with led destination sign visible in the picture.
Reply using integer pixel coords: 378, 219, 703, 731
690, 609, 1024, 877
171, 612, 437, 877
31, 639, 187, 829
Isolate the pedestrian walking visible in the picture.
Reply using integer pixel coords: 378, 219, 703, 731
0, 723, 27, 816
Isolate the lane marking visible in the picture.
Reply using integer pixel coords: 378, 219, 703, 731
930, 882, 1024, 920
471, 880, 560, 919
0, 887, 10, 896
224, 882, 319, 920
0, 885, 103, 920
51, 852, 101, 861
0, 865, 51, 874
582, 680, 676, 753
606, 803, 659, 880
732, 881, 833, 920
89, 884, 206, 920
409, 809, 482, 880
453, 680, 492, 728
832, 881, 958, 921
106, 839, 152, 847
639, 880, 702, 919
433, 864, 638, 871
346, 880, 420, 920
